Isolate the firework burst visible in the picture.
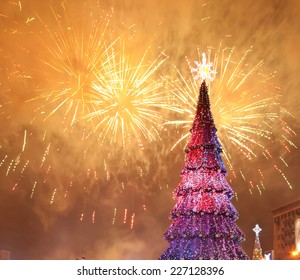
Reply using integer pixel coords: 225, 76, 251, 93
83, 37, 177, 146
166, 45, 296, 193
26, 0, 118, 126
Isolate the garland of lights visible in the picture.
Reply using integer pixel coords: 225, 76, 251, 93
160, 54, 249, 260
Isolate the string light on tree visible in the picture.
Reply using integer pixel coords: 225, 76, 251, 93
160, 53, 248, 260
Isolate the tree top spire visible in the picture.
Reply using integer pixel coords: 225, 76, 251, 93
253, 224, 262, 236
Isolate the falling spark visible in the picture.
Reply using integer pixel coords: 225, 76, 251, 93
274, 165, 293, 189
22, 130, 27, 152
42, 131, 47, 141
138, 166, 143, 177
92, 210, 96, 224
40, 143, 51, 167
282, 135, 297, 149
93, 170, 98, 180
6, 159, 14, 176
123, 208, 127, 224
240, 170, 246, 181
43, 165, 52, 184
279, 157, 289, 167
30, 181, 37, 199
80, 213, 84, 221
26, 17, 35, 24
0, 155, 8, 167
130, 213, 135, 229
112, 208, 117, 225
64, 181, 73, 198
50, 188, 57, 204
21, 160, 29, 173
64, 190, 68, 198
12, 181, 20, 191
12, 154, 21, 172
46, 165, 51, 174
256, 184, 262, 195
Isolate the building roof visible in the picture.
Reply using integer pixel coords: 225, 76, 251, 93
272, 197, 300, 217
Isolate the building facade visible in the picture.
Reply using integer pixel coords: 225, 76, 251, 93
272, 198, 300, 260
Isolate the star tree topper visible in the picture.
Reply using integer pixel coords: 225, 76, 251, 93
191, 52, 216, 82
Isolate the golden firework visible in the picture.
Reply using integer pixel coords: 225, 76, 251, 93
84, 38, 176, 145
27, 1, 118, 126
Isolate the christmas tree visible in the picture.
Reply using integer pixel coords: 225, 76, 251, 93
252, 224, 264, 260
160, 54, 249, 260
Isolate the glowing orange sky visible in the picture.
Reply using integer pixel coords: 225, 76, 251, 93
0, 0, 299, 259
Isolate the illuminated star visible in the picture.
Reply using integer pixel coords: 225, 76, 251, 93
191, 52, 216, 82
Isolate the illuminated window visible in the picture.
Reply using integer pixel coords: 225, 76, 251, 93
295, 217, 300, 252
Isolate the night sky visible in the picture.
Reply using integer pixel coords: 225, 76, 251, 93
0, 0, 299, 259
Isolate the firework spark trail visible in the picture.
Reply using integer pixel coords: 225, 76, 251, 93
50, 188, 57, 204
64, 181, 73, 198
40, 143, 51, 168
92, 210, 96, 224
21, 160, 29, 174
30, 181, 37, 199
22, 130, 27, 152
82, 37, 177, 145
123, 208, 127, 224
12, 154, 21, 172
112, 208, 117, 225
6, 159, 14, 176
25, 1, 119, 126
80, 212, 84, 221
165, 46, 297, 192
130, 213, 135, 229
274, 165, 293, 190
0, 155, 8, 167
